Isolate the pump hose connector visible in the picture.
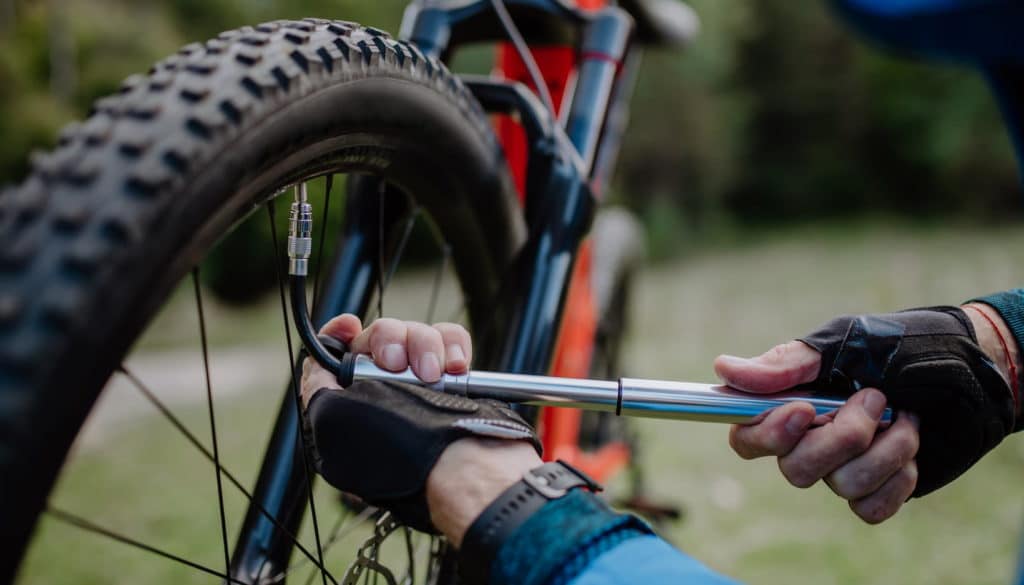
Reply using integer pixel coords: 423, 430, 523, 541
288, 183, 313, 276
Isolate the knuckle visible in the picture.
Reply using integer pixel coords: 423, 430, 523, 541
900, 461, 919, 486
897, 428, 921, 458
369, 318, 403, 340
374, 317, 402, 329
835, 426, 873, 456
766, 343, 788, 361
852, 500, 890, 525
433, 321, 465, 334
728, 428, 758, 459
408, 322, 441, 342
831, 467, 873, 499
763, 425, 793, 455
779, 458, 817, 488
888, 433, 918, 463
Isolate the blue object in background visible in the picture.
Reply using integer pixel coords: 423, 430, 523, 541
832, 0, 1024, 176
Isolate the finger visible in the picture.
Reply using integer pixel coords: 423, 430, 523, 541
826, 412, 920, 500
405, 321, 445, 383
729, 401, 817, 459
778, 388, 887, 488
849, 460, 918, 524
714, 340, 821, 393
433, 322, 472, 373
319, 313, 364, 344
301, 356, 340, 410
352, 318, 409, 371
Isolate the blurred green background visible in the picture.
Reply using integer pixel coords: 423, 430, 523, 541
4, 0, 1024, 584
2, 0, 1021, 253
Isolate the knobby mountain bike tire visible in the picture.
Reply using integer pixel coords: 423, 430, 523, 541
0, 19, 524, 582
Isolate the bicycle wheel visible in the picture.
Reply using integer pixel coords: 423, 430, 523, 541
0, 18, 523, 583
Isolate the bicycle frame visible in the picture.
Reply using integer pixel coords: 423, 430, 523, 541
230, 1, 641, 580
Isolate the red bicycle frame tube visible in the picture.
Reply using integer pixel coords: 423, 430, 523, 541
495, 0, 630, 483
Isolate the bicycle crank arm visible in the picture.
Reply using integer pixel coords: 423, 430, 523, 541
339, 355, 893, 425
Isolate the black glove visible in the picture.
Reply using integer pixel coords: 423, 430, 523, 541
799, 306, 1016, 497
305, 379, 542, 532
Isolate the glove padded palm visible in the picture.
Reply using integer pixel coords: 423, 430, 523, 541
306, 379, 541, 532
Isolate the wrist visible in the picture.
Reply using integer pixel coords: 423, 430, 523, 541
962, 303, 1021, 390
425, 438, 542, 547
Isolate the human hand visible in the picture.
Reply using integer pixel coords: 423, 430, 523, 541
715, 342, 918, 523
715, 304, 1018, 524
300, 313, 472, 409
300, 314, 542, 537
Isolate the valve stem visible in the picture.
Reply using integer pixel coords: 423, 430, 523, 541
288, 183, 313, 276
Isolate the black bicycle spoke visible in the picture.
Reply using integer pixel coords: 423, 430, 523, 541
376, 180, 386, 319
311, 174, 334, 315
192, 268, 232, 578
425, 242, 450, 324
381, 209, 419, 294
403, 527, 416, 585
373, 181, 421, 320
47, 507, 250, 585
321, 507, 376, 558
426, 537, 443, 583
267, 196, 330, 585
288, 505, 378, 585
116, 365, 337, 582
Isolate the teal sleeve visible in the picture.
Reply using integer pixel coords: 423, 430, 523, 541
491, 490, 652, 585
491, 490, 739, 585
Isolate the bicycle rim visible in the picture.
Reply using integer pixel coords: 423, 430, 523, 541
0, 19, 523, 584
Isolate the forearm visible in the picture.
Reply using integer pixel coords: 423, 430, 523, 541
426, 438, 541, 548
426, 439, 739, 585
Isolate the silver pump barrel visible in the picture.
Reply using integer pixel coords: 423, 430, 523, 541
347, 355, 891, 425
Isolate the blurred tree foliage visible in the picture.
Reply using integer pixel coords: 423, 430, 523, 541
1, 0, 1020, 243
720, 0, 1020, 223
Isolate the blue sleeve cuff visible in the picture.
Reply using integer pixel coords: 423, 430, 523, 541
569, 536, 742, 585
968, 288, 1024, 431
490, 490, 653, 585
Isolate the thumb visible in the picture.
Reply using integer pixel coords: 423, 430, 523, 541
714, 340, 821, 394
318, 313, 363, 345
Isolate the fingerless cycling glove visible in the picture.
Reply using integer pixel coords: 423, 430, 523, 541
799, 306, 1015, 496
305, 379, 542, 532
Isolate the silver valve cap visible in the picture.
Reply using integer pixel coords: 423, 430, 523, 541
288, 184, 313, 276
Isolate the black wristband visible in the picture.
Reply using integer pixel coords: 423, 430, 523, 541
458, 460, 602, 585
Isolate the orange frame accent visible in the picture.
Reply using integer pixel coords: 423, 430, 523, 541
494, 0, 629, 483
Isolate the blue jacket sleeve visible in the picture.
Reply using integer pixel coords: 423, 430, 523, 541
829, 0, 1024, 175
490, 490, 740, 585
831, 0, 1024, 63
569, 536, 740, 585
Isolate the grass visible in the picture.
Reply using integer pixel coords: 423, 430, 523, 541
16, 220, 1024, 585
